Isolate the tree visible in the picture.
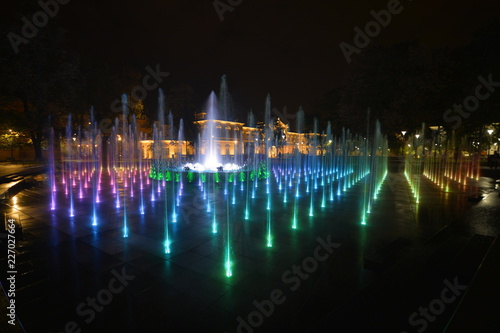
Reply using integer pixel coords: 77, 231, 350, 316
316, 41, 459, 151
0, 25, 82, 161
82, 61, 144, 122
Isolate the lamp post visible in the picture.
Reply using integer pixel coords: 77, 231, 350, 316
414, 134, 420, 158
487, 129, 494, 156
401, 131, 406, 156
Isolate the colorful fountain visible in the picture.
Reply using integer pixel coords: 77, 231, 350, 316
47, 77, 389, 278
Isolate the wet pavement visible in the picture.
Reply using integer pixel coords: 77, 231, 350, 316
0, 164, 45, 200
0, 163, 44, 179
0, 162, 499, 333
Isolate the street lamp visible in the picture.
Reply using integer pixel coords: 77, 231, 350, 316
414, 134, 420, 158
400, 131, 407, 156
487, 129, 494, 156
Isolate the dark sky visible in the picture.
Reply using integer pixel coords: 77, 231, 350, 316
4, 0, 500, 115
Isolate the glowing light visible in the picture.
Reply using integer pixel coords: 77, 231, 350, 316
225, 259, 232, 277
181, 162, 243, 172
212, 216, 217, 234
164, 240, 171, 254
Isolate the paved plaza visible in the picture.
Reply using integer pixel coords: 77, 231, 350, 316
0, 161, 499, 332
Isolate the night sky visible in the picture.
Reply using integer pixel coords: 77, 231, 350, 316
3, 0, 500, 115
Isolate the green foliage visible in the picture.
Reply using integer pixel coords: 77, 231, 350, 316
0, 134, 21, 150
258, 162, 269, 179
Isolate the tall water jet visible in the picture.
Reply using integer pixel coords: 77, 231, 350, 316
65, 114, 75, 218
202, 92, 220, 170
219, 74, 232, 121
178, 119, 185, 166
167, 111, 174, 141
292, 107, 304, 229
48, 127, 56, 211
139, 132, 145, 215
264, 94, 273, 247
309, 117, 318, 217
225, 187, 233, 277
90, 107, 100, 226
155, 90, 171, 251
361, 108, 371, 225
326, 122, 334, 202
244, 110, 255, 220
121, 95, 129, 237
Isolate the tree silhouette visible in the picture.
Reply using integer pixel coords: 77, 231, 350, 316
0, 25, 81, 160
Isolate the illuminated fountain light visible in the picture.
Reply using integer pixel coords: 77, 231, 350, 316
266, 213, 273, 248
225, 185, 233, 278
171, 176, 177, 222
212, 213, 218, 234
123, 184, 128, 238
164, 187, 170, 253
164, 239, 171, 254
283, 184, 288, 204
292, 191, 298, 229
181, 162, 243, 173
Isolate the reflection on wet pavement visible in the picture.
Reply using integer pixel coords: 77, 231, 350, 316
1, 164, 499, 332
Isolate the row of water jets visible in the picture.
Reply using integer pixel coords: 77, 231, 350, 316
404, 124, 482, 203
47, 88, 388, 277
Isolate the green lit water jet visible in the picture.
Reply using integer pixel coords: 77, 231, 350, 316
225, 184, 232, 277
